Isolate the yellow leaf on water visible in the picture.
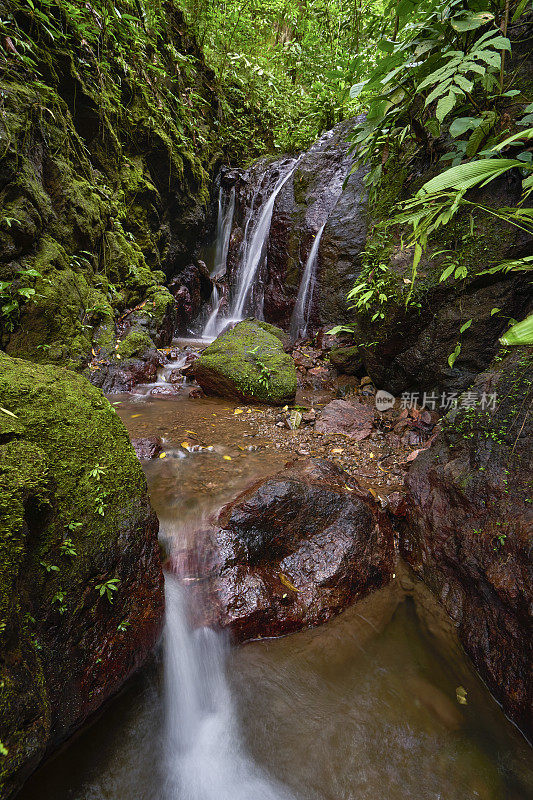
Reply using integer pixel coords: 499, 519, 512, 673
131, 414, 141, 418
234, 409, 244, 415
223, 455, 232, 461
368, 452, 375, 459
456, 686, 468, 705
247, 409, 252, 413
331, 448, 344, 454
279, 573, 299, 592
159, 452, 167, 459
344, 484, 354, 492
181, 441, 190, 450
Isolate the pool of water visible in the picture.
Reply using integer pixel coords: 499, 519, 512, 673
16, 393, 533, 800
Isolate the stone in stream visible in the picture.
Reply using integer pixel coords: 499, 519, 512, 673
179, 458, 395, 641
397, 348, 533, 739
192, 319, 297, 405
0, 354, 164, 798
131, 435, 164, 460
315, 398, 375, 441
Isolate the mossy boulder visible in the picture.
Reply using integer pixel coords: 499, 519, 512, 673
329, 345, 363, 375
116, 329, 155, 360
0, 354, 164, 798
192, 320, 297, 404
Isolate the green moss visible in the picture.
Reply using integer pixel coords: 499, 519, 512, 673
193, 319, 297, 404
117, 329, 155, 359
0, 352, 156, 792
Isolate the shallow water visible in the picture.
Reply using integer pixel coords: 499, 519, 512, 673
17, 393, 533, 800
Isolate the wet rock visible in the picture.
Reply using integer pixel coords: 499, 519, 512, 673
398, 348, 533, 738
315, 399, 375, 441
0, 354, 164, 798
88, 350, 161, 393
192, 319, 297, 405
183, 459, 394, 641
329, 345, 363, 375
131, 436, 164, 460
169, 262, 213, 334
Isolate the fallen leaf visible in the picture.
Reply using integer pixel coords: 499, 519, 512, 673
0, 407, 18, 418
279, 573, 299, 592
331, 448, 344, 455
131, 414, 141, 418
223, 455, 232, 461
456, 686, 468, 705
234, 409, 244, 415
181, 441, 190, 450
344, 484, 354, 492
159, 452, 167, 459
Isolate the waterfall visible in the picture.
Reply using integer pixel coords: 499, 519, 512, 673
228, 159, 298, 325
289, 223, 326, 341
200, 187, 235, 340
163, 574, 295, 800
213, 187, 236, 278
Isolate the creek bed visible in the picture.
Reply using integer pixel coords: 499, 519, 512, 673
17, 393, 533, 800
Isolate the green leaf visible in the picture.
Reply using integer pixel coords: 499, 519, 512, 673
439, 263, 456, 282
492, 126, 533, 151
459, 319, 472, 334
436, 91, 457, 123
490, 308, 501, 316
453, 74, 473, 93
449, 117, 481, 138
418, 159, 528, 195
448, 343, 461, 368
451, 12, 494, 32
499, 313, 533, 346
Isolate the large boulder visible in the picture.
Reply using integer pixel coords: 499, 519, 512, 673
398, 347, 532, 738
192, 319, 297, 404
0, 354, 164, 798
177, 458, 395, 641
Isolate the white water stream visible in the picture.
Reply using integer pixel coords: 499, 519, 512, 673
289, 223, 326, 341
163, 575, 295, 800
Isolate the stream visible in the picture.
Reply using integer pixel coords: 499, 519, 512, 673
17, 390, 533, 800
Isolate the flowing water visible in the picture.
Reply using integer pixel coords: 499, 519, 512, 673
17, 393, 533, 800
200, 188, 236, 340
290, 223, 326, 341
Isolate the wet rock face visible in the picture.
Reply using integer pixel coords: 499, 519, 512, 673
192, 319, 297, 405
359, 170, 533, 396
0, 354, 164, 798
397, 348, 533, 738
168, 262, 213, 334
181, 458, 395, 641
225, 120, 368, 332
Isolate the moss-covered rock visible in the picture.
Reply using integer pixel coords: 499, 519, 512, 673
0, 354, 164, 798
329, 345, 363, 375
192, 320, 297, 404
116, 330, 155, 360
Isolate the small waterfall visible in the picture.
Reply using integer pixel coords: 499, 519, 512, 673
289, 223, 326, 341
213, 187, 236, 278
200, 187, 235, 340
231, 160, 298, 322
163, 574, 295, 800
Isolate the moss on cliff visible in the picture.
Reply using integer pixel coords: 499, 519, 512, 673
0, 0, 226, 367
0, 353, 163, 797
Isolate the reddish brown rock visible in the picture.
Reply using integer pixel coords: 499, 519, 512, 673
175, 458, 395, 641
398, 348, 533, 738
132, 436, 163, 460
315, 398, 375, 441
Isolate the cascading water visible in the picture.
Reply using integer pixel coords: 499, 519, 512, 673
201, 187, 236, 340
230, 160, 298, 323
163, 574, 295, 800
289, 223, 326, 341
